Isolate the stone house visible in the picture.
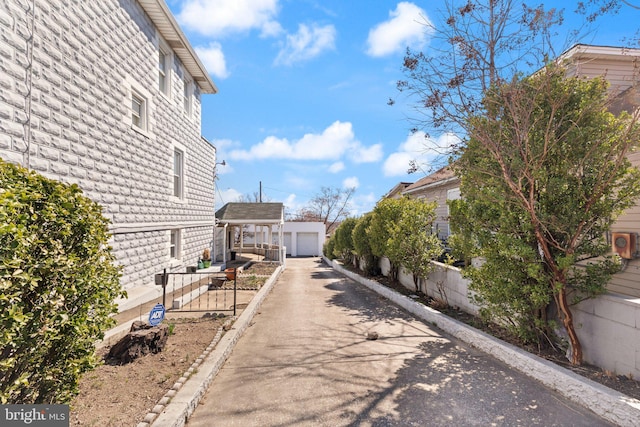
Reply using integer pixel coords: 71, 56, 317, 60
0, 0, 219, 304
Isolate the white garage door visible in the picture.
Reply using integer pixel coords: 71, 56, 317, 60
284, 232, 292, 256
296, 232, 319, 256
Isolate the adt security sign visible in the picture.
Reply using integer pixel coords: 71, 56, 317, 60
149, 303, 165, 326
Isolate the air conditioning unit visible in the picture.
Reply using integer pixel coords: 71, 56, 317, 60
612, 232, 637, 259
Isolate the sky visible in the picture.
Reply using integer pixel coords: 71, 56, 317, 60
165, 0, 640, 218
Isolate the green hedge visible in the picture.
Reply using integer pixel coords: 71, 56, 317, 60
0, 160, 123, 403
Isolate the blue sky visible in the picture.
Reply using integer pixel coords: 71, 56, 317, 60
166, 1, 639, 217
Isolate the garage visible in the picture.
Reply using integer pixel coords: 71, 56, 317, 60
284, 232, 292, 256
296, 232, 319, 256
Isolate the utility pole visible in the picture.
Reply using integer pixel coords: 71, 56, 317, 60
259, 181, 262, 203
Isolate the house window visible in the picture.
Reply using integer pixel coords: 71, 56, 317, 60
183, 77, 191, 115
158, 49, 168, 94
173, 148, 184, 198
446, 187, 461, 237
131, 92, 146, 130
170, 229, 181, 259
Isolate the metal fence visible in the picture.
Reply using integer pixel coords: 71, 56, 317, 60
155, 268, 238, 315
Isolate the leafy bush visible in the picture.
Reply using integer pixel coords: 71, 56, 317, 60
323, 237, 336, 259
0, 161, 123, 403
333, 217, 357, 265
352, 213, 379, 276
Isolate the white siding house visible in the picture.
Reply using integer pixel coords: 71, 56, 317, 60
0, 0, 219, 304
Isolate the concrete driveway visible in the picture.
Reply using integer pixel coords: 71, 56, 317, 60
186, 258, 612, 426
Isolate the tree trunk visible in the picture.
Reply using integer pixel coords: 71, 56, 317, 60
108, 321, 169, 364
555, 285, 583, 365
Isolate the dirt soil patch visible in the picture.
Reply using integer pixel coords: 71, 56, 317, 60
342, 263, 640, 402
70, 316, 225, 426
70, 262, 278, 426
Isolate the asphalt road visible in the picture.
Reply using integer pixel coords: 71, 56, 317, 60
186, 257, 613, 426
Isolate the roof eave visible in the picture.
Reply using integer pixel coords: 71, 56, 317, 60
403, 176, 459, 195
217, 219, 284, 225
559, 44, 640, 64
138, 0, 218, 94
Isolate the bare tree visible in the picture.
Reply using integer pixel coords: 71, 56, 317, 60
576, 0, 640, 22
395, 0, 566, 170
292, 187, 355, 234
235, 191, 270, 203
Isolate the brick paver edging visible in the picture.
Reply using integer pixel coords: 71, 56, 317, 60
326, 257, 640, 427
147, 265, 285, 427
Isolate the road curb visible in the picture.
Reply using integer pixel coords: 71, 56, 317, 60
146, 265, 285, 427
328, 257, 640, 427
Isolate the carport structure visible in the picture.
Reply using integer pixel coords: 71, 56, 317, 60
214, 202, 285, 264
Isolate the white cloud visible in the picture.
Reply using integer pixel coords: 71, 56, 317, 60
350, 143, 383, 164
211, 138, 236, 150
328, 161, 344, 173
216, 187, 243, 207
177, 0, 282, 37
275, 23, 336, 66
283, 193, 304, 215
210, 138, 239, 174
195, 42, 230, 79
214, 162, 232, 175
350, 192, 377, 216
383, 151, 415, 177
343, 176, 360, 189
228, 121, 380, 163
366, 2, 431, 57
383, 131, 460, 177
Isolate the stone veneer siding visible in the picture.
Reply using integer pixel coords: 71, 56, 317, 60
0, 0, 217, 291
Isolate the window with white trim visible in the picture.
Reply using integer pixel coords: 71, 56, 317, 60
183, 77, 192, 115
158, 48, 168, 94
173, 148, 184, 199
170, 229, 181, 260
131, 91, 146, 130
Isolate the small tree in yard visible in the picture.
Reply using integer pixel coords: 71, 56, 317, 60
332, 217, 357, 267
368, 197, 442, 287
368, 198, 404, 282
450, 65, 640, 364
323, 237, 336, 260
393, 199, 443, 292
0, 161, 123, 403
352, 213, 379, 276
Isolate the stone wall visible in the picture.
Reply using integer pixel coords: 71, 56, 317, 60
0, 0, 217, 291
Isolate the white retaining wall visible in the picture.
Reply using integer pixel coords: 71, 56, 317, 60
378, 256, 640, 380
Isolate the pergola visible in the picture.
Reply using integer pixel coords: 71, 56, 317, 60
214, 202, 285, 264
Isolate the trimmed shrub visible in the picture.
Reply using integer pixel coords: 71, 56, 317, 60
323, 236, 336, 259
0, 160, 123, 403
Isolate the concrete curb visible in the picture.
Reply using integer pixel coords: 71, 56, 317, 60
328, 257, 640, 427
147, 264, 284, 427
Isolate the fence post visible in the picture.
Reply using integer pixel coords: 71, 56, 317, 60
233, 268, 237, 316
162, 268, 167, 308
155, 268, 168, 308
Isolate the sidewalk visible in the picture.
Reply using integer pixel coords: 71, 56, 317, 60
151, 257, 637, 427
